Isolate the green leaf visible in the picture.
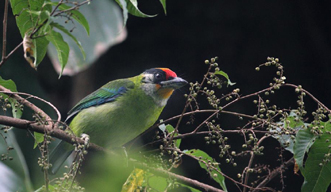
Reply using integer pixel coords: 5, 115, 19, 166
10, 0, 51, 37
184, 149, 227, 191
293, 128, 317, 174
0, 77, 22, 119
33, 132, 44, 149
127, 0, 156, 18
301, 122, 331, 192
148, 176, 168, 191
122, 168, 171, 192
35, 184, 55, 192
54, 3, 90, 35
0, 77, 17, 92
48, 0, 126, 75
116, 0, 162, 23
273, 112, 305, 153
34, 36, 50, 67
159, 124, 181, 148
285, 115, 305, 129
51, 22, 86, 60
46, 29, 69, 76
0, 131, 33, 191
45, 2, 90, 35
115, 0, 128, 25
121, 168, 145, 191
214, 70, 236, 87
25, 9, 51, 26
10, 0, 51, 67
166, 124, 181, 148
159, 0, 167, 15
165, 124, 175, 133
0, 162, 27, 192
177, 183, 201, 192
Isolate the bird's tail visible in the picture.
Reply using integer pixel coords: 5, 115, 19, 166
49, 140, 74, 174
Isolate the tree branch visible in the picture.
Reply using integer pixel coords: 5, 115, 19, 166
1, 0, 8, 64
243, 136, 269, 192
0, 115, 223, 191
131, 158, 224, 192
0, 115, 103, 151
0, 0, 22, 68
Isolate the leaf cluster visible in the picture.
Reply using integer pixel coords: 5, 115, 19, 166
8, 0, 166, 76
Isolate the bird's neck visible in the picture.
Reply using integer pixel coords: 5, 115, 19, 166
140, 83, 170, 107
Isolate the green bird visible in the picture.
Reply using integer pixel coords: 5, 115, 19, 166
49, 68, 187, 174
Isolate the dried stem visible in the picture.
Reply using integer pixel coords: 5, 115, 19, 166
284, 83, 331, 113
173, 147, 273, 192
169, 63, 214, 144
53, 0, 93, 17
243, 136, 269, 192
252, 158, 294, 192
50, 0, 65, 16
0, 89, 61, 122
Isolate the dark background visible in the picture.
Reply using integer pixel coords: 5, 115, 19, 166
1, 0, 331, 191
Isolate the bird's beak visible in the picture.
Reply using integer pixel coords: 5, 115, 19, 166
160, 77, 188, 89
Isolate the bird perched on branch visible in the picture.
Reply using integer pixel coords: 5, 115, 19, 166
49, 68, 187, 174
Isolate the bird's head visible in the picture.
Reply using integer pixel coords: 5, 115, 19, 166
141, 68, 187, 106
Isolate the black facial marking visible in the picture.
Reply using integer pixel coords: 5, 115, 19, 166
144, 68, 167, 84
168, 76, 174, 80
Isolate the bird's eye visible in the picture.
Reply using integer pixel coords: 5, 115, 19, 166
155, 73, 161, 79
153, 72, 165, 83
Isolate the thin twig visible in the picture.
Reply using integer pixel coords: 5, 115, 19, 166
50, 0, 64, 16
173, 147, 271, 192
252, 158, 294, 192
53, 0, 94, 17
0, 0, 9, 68
5, 41, 23, 59
131, 158, 224, 192
0, 89, 61, 122
0, 85, 53, 123
43, 134, 49, 192
191, 86, 273, 133
168, 63, 213, 145
243, 135, 269, 192
284, 83, 331, 113
0, 40, 23, 67
1, 0, 8, 62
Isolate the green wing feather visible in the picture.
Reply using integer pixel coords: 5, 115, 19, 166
66, 79, 135, 122
50, 79, 135, 174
